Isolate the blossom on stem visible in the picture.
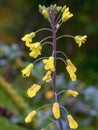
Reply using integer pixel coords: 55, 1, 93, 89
43, 56, 55, 71
25, 110, 36, 123
22, 32, 36, 45
45, 90, 53, 99
66, 59, 77, 81
42, 71, 52, 82
67, 89, 79, 97
21, 63, 34, 77
27, 42, 42, 58
52, 102, 60, 119
27, 84, 41, 98
74, 35, 87, 47
62, 7, 73, 22
42, 9, 49, 19
67, 115, 78, 129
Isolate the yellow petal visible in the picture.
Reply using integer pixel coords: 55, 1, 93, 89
52, 102, 60, 119
21, 63, 34, 77
45, 90, 53, 99
67, 89, 79, 97
67, 115, 78, 129
42, 71, 52, 82
66, 66, 77, 81
62, 7, 73, 22
43, 56, 55, 72
28, 42, 42, 58
27, 84, 41, 98
25, 110, 36, 123
74, 35, 87, 47
66, 59, 77, 81
21, 32, 35, 45
42, 9, 48, 19
43, 59, 48, 64
66, 59, 77, 72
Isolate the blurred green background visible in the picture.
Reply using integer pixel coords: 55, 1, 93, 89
0, 0, 98, 130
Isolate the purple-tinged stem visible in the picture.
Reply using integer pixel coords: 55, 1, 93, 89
51, 19, 64, 130
52, 23, 57, 102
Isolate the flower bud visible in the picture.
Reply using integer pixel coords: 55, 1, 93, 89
62, 7, 73, 22
67, 89, 79, 97
21, 63, 34, 77
27, 84, 41, 98
67, 115, 78, 129
52, 102, 60, 119
42, 9, 48, 19
74, 35, 87, 47
25, 110, 36, 123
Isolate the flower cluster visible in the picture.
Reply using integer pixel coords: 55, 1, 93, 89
21, 4, 87, 130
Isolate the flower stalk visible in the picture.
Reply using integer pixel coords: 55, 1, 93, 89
52, 22, 57, 102
51, 15, 64, 130
21, 4, 87, 130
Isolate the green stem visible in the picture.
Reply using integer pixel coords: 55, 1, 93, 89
40, 36, 53, 43
35, 28, 52, 33
52, 22, 57, 102
42, 41, 53, 46
56, 35, 74, 41
33, 57, 48, 64
37, 104, 52, 111
57, 90, 67, 96
56, 57, 67, 65
56, 51, 68, 59
60, 106, 69, 115
41, 110, 56, 123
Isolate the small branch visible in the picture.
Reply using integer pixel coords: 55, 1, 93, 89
56, 57, 67, 65
40, 36, 53, 43
35, 28, 52, 33
56, 51, 68, 59
56, 35, 74, 41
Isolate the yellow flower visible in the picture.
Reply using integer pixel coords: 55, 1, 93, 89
42, 71, 52, 82
28, 42, 42, 58
66, 59, 77, 81
27, 84, 41, 98
42, 9, 48, 19
67, 89, 79, 97
66, 59, 77, 72
52, 102, 60, 119
22, 32, 36, 45
43, 56, 55, 71
67, 115, 78, 129
45, 90, 53, 99
74, 35, 87, 47
21, 63, 34, 77
25, 110, 36, 123
62, 7, 73, 22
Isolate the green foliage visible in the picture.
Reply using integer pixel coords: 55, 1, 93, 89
0, 117, 29, 130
